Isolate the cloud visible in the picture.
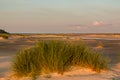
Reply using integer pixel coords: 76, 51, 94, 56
69, 25, 87, 30
92, 21, 104, 27
92, 21, 114, 27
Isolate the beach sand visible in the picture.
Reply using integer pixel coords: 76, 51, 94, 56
0, 57, 120, 80
0, 34, 120, 80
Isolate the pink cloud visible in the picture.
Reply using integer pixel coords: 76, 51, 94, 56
92, 21, 114, 27
92, 21, 104, 27
74, 25, 82, 29
69, 25, 87, 30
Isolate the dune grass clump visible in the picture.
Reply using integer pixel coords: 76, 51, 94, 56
0, 34, 9, 39
12, 40, 107, 77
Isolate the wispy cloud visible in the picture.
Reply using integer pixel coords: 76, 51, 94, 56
92, 21, 114, 27
69, 25, 87, 30
92, 21, 104, 27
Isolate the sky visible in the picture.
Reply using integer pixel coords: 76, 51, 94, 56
0, 0, 120, 33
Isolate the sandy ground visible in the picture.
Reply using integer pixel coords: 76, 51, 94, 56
0, 58, 120, 80
0, 34, 120, 80
0, 56, 12, 78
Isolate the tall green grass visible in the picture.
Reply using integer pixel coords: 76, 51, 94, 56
12, 40, 107, 77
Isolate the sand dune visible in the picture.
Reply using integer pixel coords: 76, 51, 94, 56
0, 34, 120, 80
0, 57, 120, 80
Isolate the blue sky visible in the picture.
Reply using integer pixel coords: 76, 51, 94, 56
0, 0, 120, 33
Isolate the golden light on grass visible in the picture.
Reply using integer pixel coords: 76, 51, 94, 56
12, 40, 107, 79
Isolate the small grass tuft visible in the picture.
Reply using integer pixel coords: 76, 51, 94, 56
0, 34, 9, 39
